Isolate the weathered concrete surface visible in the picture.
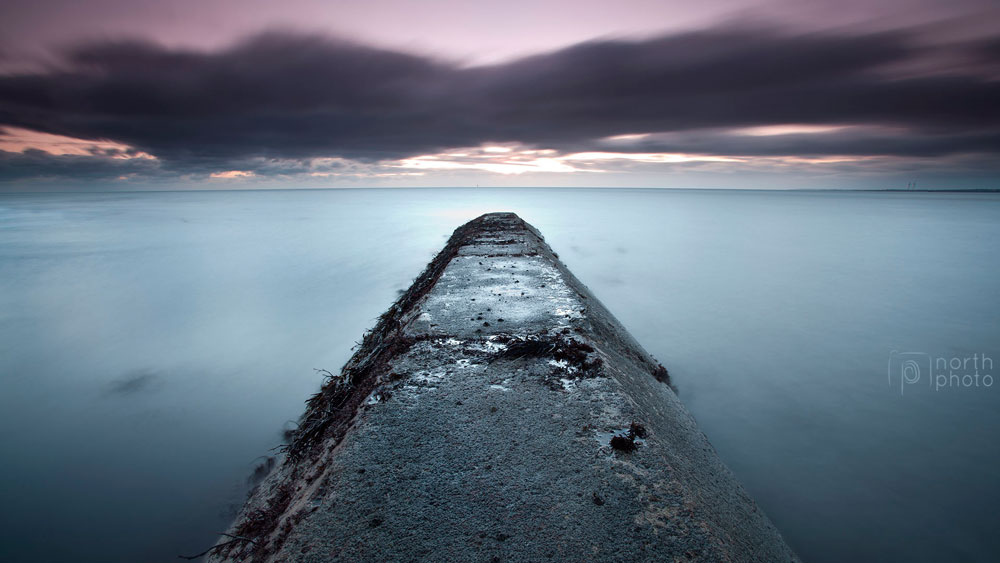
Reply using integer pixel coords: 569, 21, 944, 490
208, 213, 797, 562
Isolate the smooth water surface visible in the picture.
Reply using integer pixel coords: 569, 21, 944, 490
1, 188, 998, 562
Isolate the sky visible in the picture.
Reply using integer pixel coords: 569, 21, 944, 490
0, 0, 998, 190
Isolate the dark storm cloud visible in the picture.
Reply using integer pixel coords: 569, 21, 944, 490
467, 28, 1000, 145
0, 148, 161, 181
1, 26, 998, 178
974, 36, 1000, 62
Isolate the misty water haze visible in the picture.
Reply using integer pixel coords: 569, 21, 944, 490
1, 187, 998, 562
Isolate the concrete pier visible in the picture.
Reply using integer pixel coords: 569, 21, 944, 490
209, 213, 797, 562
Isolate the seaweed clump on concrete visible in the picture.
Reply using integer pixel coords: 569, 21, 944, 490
493, 333, 604, 377
217, 481, 295, 560
610, 422, 648, 453
610, 434, 637, 452
247, 456, 276, 487
652, 363, 677, 393
629, 422, 648, 439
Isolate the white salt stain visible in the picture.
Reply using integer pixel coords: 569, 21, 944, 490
554, 307, 582, 318
559, 378, 578, 391
484, 340, 508, 353
412, 369, 446, 384
464, 339, 508, 354
539, 265, 566, 283
488, 377, 514, 392
548, 359, 579, 374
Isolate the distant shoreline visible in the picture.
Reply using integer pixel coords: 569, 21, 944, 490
857, 189, 1000, 193
1, 186, 998, 195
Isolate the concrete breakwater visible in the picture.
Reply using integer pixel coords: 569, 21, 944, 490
207, 213, 797, 562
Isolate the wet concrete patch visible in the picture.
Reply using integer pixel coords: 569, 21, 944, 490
406, 254, 587, 339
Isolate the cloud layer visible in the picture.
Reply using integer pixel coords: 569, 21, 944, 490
1, 25, 998, 184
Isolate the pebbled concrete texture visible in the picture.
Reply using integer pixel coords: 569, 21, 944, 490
208, 213, 798, 562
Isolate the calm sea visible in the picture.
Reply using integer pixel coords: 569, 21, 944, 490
1, 188, 998, 562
